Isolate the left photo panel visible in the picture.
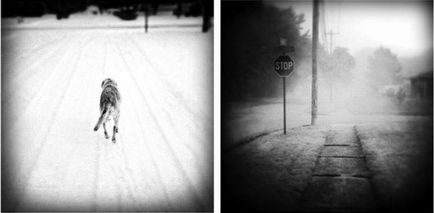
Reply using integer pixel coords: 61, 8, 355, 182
1, 0, 213, 211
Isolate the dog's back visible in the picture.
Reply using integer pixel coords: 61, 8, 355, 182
94, 78, 121, 143
100, 84, 121, 112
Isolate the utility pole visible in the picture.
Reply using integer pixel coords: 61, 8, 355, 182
283, 77, 286, 134
311, 0, 320, 125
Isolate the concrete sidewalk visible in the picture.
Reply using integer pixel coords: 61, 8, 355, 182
300, 126, 377, 212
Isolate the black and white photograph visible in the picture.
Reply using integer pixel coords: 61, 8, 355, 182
1, 0, 434, 212
2, 0, 213, 211
222, 0, 432, 212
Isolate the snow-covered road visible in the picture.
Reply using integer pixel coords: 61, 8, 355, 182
2, 24, 213, 211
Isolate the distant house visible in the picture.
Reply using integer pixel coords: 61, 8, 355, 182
378, 84, 406, 97
409, 72, 433, 98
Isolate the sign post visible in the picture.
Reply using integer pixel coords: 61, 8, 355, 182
274, 54, 295, 135
283, 77, 286, 134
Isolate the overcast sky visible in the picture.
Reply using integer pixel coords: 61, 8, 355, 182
270, 0, 433, 57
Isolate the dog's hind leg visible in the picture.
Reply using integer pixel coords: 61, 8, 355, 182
93, 114, 104, 131
103, 123, 109, 139
93, 107, 108, 131
111, 127, 116, 143
111, 113, 118, 143
114, 113, 119, 133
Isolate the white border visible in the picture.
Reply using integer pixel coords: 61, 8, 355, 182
213, 0, 221, 212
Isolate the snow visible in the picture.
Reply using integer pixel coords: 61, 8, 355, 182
2, 14, 213, 211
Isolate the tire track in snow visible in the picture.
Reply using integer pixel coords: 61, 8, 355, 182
93, 135, 102, 211
118, 137, 140, 200
112, 35, 205, 211
127, 87, 175, 211
102, 141, 122, 211
127, 34, 205, 131
102, 133, 140, 210
121, 35, 209, 204
94, 35, 144, 211
118, 76, 175, 211
106, 35, 176, 210
48, 35, 110, 211
12, 35, 96, 211
114, 134, 142, 210
2, 33, 68, 73
133, 33, 211, 122
14, 35, 96, 209
116, 133, 146, 209
121, 35, 204, 161
3, 33, 71, 98
105, 35, 174, 211
93, 34, 110, 211
6, 35, 88, 128
100, 135, 139, 211
5, 35, 91, 184
127, 35, 206, 127
125, 35, 207, 172
100, 34, 110, 79
104, 36, 131, 211
1, 34, 81, 209
91, 35, 123, 212
2, 31, 62, 60
104, 143, 132, 211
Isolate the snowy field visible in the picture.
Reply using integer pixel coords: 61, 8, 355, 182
2, 14, 213, 211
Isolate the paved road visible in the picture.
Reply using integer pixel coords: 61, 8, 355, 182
2, 29, 213, 211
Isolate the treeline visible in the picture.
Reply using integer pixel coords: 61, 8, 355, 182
222, 1, 311, 101
1, 0, 213, 18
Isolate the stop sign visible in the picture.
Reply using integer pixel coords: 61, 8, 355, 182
274, 55, 295, 77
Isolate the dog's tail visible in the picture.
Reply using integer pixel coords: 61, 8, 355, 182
93, 105, 109, 131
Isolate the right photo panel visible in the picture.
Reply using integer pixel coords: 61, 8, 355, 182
221, 0, 433, 212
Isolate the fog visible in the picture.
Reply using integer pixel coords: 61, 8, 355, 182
222, 0, 432, 146
274, 0, 433, 57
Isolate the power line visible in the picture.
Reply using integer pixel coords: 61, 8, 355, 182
322, 0, 340, 53
325, 30, 339, 54
320, 0, 327, 47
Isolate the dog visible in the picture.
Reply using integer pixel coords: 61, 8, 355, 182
93, 78, 121, 143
